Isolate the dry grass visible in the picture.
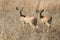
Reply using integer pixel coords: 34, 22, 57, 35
0, 0, 60, 40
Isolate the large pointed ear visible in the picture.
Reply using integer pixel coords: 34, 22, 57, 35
40, 9, 44, 13
16, 7, 19, 11
36, 9, 39, 13
16, 7, 24, 13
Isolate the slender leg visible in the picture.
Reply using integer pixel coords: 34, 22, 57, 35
29, 22, 35, 30
45, 22, 51, 32
20, 19, 24, 26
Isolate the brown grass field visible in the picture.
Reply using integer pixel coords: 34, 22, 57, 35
0, 0, 60, 40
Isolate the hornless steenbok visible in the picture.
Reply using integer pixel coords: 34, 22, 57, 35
39, 9, 52, 32
16, 7, 38, 30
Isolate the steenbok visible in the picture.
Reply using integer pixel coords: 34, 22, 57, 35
37, 9, 52, 32
16, 7, 38, 30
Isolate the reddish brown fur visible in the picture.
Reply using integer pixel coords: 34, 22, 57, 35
37, 9, 52, 32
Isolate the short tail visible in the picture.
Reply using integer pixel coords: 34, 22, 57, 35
50, 17, 52, 21
32, 18, 37, 26
48, 17, 52, 24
